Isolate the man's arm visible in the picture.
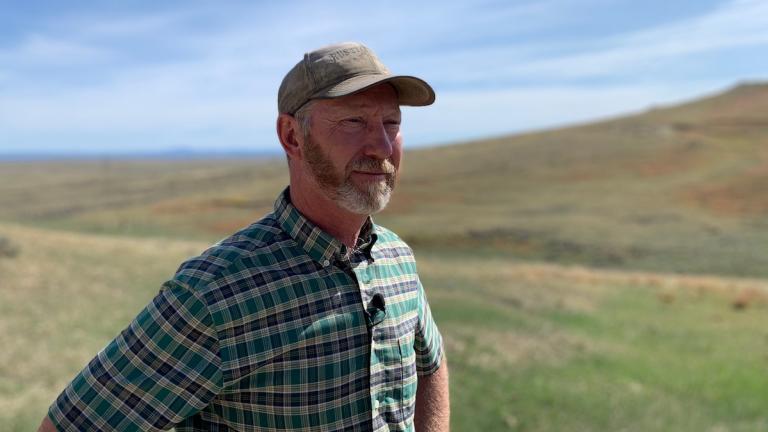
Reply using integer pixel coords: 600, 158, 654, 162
37, 416, 56, 432
39, 282, 223, 431
415, 358, 450, 432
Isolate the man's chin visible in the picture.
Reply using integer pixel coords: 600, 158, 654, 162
333, 184, 393, 215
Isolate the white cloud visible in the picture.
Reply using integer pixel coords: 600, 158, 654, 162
68, 10, 194, 38
0, 34, 112, 66
486, 0, 768, 80
0, 73, 273, 132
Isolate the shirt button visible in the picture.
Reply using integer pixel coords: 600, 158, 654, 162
323, 259, 330, 267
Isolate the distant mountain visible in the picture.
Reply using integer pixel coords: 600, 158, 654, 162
0, 148, 282, 161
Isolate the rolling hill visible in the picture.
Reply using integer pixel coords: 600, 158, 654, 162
2, 82, 768, 276
385, 81, 768, 276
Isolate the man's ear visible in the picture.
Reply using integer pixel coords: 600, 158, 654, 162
276, 113, 304, 161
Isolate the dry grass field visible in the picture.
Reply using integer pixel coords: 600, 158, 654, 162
3, 83, 768, 430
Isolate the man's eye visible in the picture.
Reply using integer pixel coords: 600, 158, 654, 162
343, 118, 364, 125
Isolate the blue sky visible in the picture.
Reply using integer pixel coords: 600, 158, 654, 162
2, 0, 768, 155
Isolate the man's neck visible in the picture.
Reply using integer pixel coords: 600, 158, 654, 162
289, 185, 368, 249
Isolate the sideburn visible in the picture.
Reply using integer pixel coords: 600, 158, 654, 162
302, 134, 343, 190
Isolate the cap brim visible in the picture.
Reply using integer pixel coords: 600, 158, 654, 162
312, 74, 435, 106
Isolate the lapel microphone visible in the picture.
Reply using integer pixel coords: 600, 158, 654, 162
366, 293, 387, 328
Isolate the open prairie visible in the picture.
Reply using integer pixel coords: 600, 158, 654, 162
3, 223, 768, 431
3, 83, 768, 431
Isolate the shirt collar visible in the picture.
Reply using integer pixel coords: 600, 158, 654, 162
274, 187, 378, 266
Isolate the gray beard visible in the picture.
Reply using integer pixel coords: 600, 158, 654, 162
302, 135, 396, 215
335, 176, 393, 215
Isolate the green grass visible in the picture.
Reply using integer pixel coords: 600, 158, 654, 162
3, 224, 768, 431
419, 256, 768, 431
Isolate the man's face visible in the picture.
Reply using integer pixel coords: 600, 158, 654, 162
299, 84, 402, 215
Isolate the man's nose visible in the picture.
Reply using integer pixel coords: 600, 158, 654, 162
363, 121, 394, 159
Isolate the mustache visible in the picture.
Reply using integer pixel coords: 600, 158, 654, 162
348, 158, 396, 174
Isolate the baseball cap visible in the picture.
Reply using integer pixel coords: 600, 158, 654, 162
278, 42, 435, 114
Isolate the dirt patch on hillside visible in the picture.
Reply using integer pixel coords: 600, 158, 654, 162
560, 138, 707, 182
630, 140, 706, 177
682, 159, 768, 216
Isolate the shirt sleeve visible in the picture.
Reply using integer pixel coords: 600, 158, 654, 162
48, 280, 223, 431
414, 277, 444, 376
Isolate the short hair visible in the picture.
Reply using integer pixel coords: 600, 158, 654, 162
293, 100, 315, 138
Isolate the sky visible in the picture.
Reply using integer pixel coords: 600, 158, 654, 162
2, 0, 768, 156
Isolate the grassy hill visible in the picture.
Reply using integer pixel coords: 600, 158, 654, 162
383, 82, 768, 276
3, 82, 768, 431
3, 82, 768, 277
3, 223, 768, 431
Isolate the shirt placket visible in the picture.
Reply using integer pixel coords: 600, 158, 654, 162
351, 253, 388, 423
336, 249, 384, 423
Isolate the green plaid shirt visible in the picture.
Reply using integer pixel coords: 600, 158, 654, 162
49, 188, 443, 431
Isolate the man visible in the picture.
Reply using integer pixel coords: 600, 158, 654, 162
39, 42, 449, 432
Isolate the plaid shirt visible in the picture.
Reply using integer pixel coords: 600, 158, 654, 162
49, 188, 444, 431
